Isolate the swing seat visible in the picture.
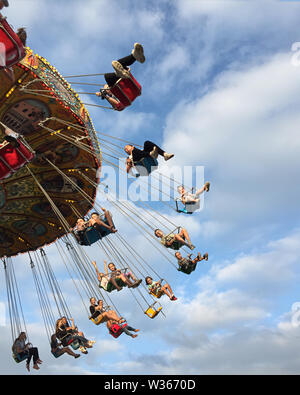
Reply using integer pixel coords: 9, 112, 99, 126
110, 73, 142, 108
12, 353, 28, 363
109, 322, 128, 339
134, 156, 158, 177
0, 140, 35, 180
89, 313, 105, 326
81, 217, 115, 245
149, 289, 163, 299
81, 226, 102, 246
175, 199, 200, 215
0, 16, 26, 68
60, 333, 75, 348
100, 277, 126, 293
177, 264, 197, 275
144, 302, 162, 319
51, 349, 63, 358
149, 279, 165, 299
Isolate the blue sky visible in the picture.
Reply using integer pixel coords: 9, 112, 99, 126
1, 0, 300, 374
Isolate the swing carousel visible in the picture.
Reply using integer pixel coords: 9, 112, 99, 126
0, 46, 101, 258
0, 8, 211, 369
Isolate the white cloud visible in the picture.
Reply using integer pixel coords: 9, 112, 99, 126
162, 52, 300, 244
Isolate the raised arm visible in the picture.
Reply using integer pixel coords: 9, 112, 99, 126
92, 260, 102, 282
104, 260, 109, 275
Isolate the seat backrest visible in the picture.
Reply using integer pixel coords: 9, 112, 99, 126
109, 322, 127, 338
0, 140, 35, 180
82, 226, 102, 246
12, 353, 28, 363
90, 313, 104, 326
177, 265, 195, 275
110, 73, 142, 107
144, 303, 162, 319
105, 277, 125, 293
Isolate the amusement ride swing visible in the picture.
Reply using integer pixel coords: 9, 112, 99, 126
0, 8, 210, 368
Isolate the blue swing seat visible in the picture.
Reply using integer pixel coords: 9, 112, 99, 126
134, 156, 158, 177
70, 339, 80, 350
12, 352, 28, 363
175, 199, 200, 215
81, 217, 114, 246
81, 227, 102, 246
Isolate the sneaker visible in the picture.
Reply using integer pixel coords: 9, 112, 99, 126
203, 252, 208, 261
171, 296, 177, 301
132, 279, 142, 288
74, 354, 81, 359
150, 146, 159, 159
132, 43, 145, 63
88, 340, 96, 347
112, 61, 130, 79
79, 346, 88, 354
204, 182, 210, 192
164, 153, 174, 161
189, 244, 195, 250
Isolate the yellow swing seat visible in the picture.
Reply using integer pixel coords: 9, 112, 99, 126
144, 302, 163, 319
89, 313, 105, 326
149, 289, 163, 299
148, 279, 166, 299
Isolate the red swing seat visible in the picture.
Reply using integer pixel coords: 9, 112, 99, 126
0, 140, 35, 180
0, 15, 26, 68
109, 322, 128, 338
110, 72, 142, 108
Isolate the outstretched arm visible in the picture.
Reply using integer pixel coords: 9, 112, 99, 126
92, 261, 102, 282
104, 260, 109, 275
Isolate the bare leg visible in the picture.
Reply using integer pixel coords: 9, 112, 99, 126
195, 186, 205, 196
126, 272, 137, 282
62, 347, 79, 357
102, 209, 117, 232
103, 310, 121, 322
109, 277, 122, 291
119, 274, 135, 287
179, 228, 191, 244
95, 218, 113, 231
161, 285, 172, 299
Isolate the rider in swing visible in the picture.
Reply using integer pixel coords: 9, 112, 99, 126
96, 43, 145, 111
